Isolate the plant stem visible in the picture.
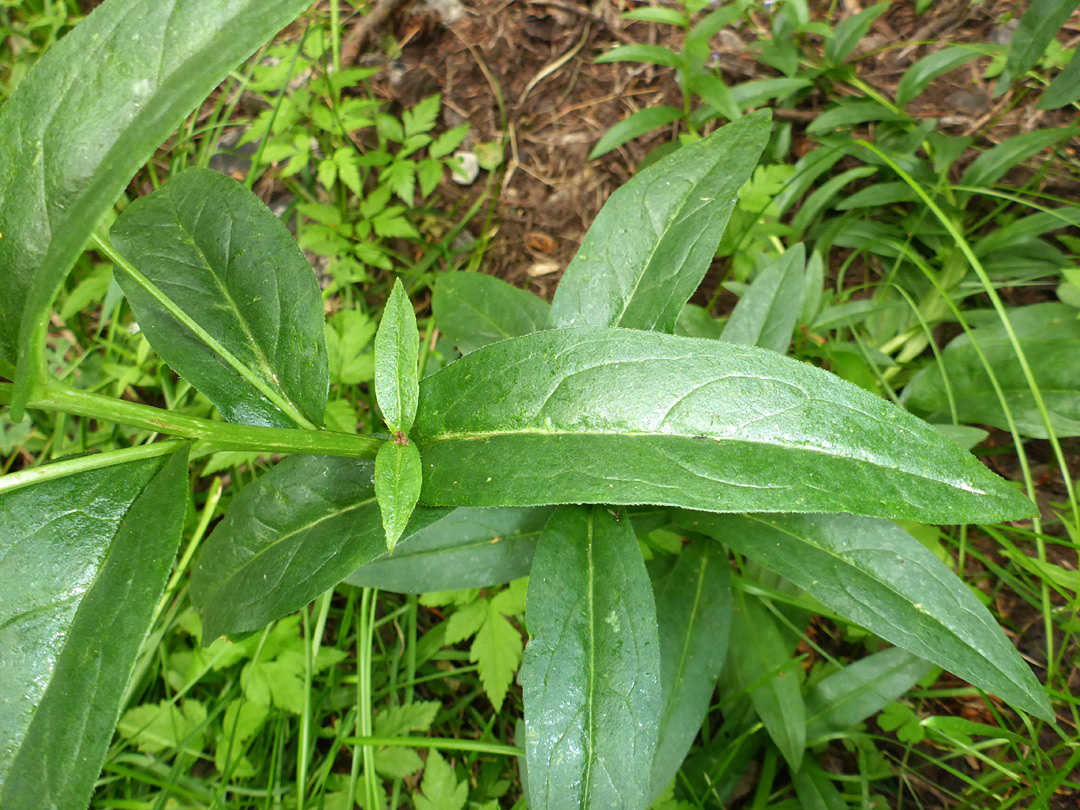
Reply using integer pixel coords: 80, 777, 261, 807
0, 439, 188, 495
339, 735, 523, 758
1, 379, 383, 461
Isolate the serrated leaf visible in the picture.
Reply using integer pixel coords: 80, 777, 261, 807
721, 244, 805, 353
412, 328, 1034, 524
522, 506, 661, 810
112, 168, 329, 429
404, 94, 441, 138
649, 540, 732, 802
118, 699, 207, 755
432, 271, 549, 354
678, 513, 1052, 720
374, 279, 420, 434
374, 701, 440, 737
472, 602, 523, 711
346, 506, 551, 592
0, 447, 189, 808
556, 112, 770, 331
430, 124, 470, 159
416, 750, 468, 810
0, 0, 312, 413
375, 440, 423, 553
191, 455, 449, 640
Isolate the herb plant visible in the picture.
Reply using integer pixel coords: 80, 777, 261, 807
0, 2, 1057, 809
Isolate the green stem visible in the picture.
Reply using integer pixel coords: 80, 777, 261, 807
339, 735, 522, 758
0, 439, 188, 495
1, 379, 383, 460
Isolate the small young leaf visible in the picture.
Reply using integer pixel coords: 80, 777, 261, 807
522, 506, 662, 809
432, 272, 549, 354
0, 447, 189, 808
721, 244, 806, 353
416, 750, 468, 810
112, 168, 329, 429
375, 440, 423, 553
374, 279, 420, 435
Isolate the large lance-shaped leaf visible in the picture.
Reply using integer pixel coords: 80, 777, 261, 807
522, 506, 662, 810
112, 168, 329, 429
720, 243, 806, 353
0, 0, 313, 413
994, 0, 1080, 94
432, 272, 549, 354
902, 302, 1080, 439
548, 111, 770, 333
0, 447, 189, 808
650, 539, 731, 802
190, 455, 449, 641
346, 506, 552, 592
677, 512, 1052, 720
412, 328, 1034, 524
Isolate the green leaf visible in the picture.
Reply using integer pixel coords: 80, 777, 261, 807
995, 0, 1080, 93
412, 327, 1035, 524
1039, 46, 1080, 108
594, 44, 681, 67
0, 0, 312, 414
557, 112, 771, 331
587, 105, 683, 161
730, 78, 812, 109
896, 46, 985, 107
960, 127, 1072, 188
824, 1, 889, 65
190, 455, 449, 640
432, 272, 549, 354
678, 513, 1052, 720
726, 589, 805, 770
416, 750, 468, 810
902, 302, 1080, 438
375, 279, 420, 435
805, 100, 908, 133
346, 506, 551, 592
721, 244, 805, 353
472, 599, 524, 711
804, 647, 933, 739
375, 440, 423, 553
650, 540, 732, 802
522, 506, 661, 810
791, 760, 847, 810
112, 168, 329, 429
621, 7, 687, 25
0, 447, 189, 808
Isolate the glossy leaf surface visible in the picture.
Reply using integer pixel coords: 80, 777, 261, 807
551, 112, 771, 333
191, 455, 449, 640
0, 448, 188, 808
112, 168, 328, 428
902, 303, 1080, 438
650, 540, 731, 801
375, 440, 423, 553
679, 513, 1052, 720
432, 272, 548, 354
374, 279, 419, 434
413, 328, 1034, 524
346, 506, 552, 592
721, 244, 805, 353
522, 506, 661, 810
0, 0, 312, 408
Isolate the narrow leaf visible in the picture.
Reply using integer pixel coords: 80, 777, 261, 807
412, 328, 1035, 524
587, 106, 683, 161
995, 0, 1080, 93
678, 512, 1052, 720
791, 760, 847, 810
522, 506, 662, 810
112, 168, 328, 429
721, 244, 805, 353
960, 128, 1072, 188
190, 455, 449, 640
432, 272, 549, 354
594, 44, 681, 67
375, 279, 420, 435
556, 111, 771, 331
650, 540, 732, 802
896, 46, 984, 107
346, 506, 552, 592
1039, 45, 1080, 108
375, 440, 423, 553
824, 1, 889, 65
0, 448, 188, 808
0, 0, 312, 413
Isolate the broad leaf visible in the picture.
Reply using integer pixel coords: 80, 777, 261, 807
432, 272, 548, 354
522, 506, 661, 810
190, 455, 449, 640
720, 244, 805, 353
375, 279, 420, 434
112, 168, 329, 429
0, 0, 312, 412
902, 303, 1080, 438
678, 512, 1052, 720
994, 0, 1080, 94
412, 328, 1034, 524
375, 440, 423, 553
725, 589, 805, 770
650, 539, 731, 802
0, 448, 188, 808
551, 112, 771, 332
346, 506, 552, 592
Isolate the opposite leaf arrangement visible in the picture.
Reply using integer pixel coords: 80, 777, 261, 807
0, 3, 1053, 810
